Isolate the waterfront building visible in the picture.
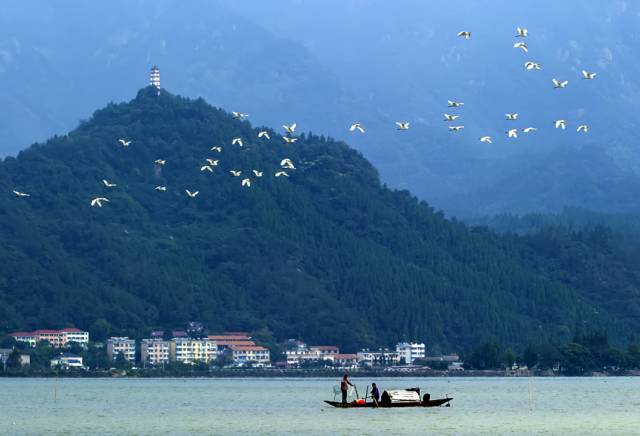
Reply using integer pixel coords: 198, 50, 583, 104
228, 345, 270, 367
284, 344, 340, 366
10, 328, 89, 348
170, 338, 217, 364
107, 337, 136, 363
395, 342, 426, 364
50, 353, 84, 369
357, 349, 401, 367
309, 346, 340, 359
334, 354, 358, 369
141, 339, 171, 365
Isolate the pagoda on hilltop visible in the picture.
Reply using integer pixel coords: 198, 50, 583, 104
150, 65, 161, 90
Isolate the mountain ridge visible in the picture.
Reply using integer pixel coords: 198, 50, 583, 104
0, 87, 638, 352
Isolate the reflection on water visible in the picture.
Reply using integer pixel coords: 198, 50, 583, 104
1, 377, 639, 435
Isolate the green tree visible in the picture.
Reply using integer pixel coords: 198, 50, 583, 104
523, 344, 538, 369
501, 347, 517, 369
89, 319, 112, 342
113, 352, 131, 370
29, 341, 55, 370
468, 342, 502, 370
6, 349, 22, 370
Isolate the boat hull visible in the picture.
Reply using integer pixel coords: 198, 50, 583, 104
324, 397, 452, 408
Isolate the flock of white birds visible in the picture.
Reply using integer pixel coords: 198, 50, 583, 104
12, 112, 298, 206
11, 27, 597, 205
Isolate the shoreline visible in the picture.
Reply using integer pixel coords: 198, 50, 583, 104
2, 368, 639, 378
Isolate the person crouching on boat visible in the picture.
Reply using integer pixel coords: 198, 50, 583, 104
370, 383, 380, 403
341, 374, 354, 404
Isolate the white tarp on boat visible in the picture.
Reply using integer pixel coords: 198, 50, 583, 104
383, 390, 421, 403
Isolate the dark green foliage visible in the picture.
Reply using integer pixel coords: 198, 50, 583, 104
0, 88, 639, 351
6, 349, 22, 369
113, 352, 131, 370
89, 319, 111, 342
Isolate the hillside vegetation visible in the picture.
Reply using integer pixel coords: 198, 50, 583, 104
0, 88, 638, 351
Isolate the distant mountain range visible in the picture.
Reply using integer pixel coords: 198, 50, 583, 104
1, 0, 639, 216
1, 88, 639, 352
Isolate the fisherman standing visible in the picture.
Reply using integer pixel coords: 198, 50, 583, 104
341, 373, 354, 404
370, 382, 380, 403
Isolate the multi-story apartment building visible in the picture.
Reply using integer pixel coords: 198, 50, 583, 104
284, 343, 341, 366
107, 337, 136, 363
395, 342, 426, 364
357, 349, 401, 367
228, 345, 270, 367
11, 328, 89, 348
141, 339, 171, 365
169, 338, 218, 364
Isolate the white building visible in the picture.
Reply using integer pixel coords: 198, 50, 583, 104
228, 345, 270, 367
107, 337, 136, 363
11, 328, 89, 348
357, 349, 401, 367
141, 339, 171, 365
395, 342, 426, 364
284, 345, 339, 367
150, 65, 160, 89
51, 353, 85, 369
170, 338, 218, 364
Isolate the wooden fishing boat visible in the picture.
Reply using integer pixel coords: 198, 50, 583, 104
324, 397, 453, 408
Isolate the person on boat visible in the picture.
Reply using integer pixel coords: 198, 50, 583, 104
370, 383, 380, 403
340, 373, 354, 404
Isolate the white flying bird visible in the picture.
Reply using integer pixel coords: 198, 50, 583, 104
577, 124, 589, 133
283, 136, 298, 144
448, 100, 464, 108
185, 190, 199, 198
230, 170, 242, 177
241, 178, 251, 187
554, 119, 567, 130
118, 139, 132, 147
522, 127, 537, 133
232, 138, 243, 147
253, 170, 263, 177
258, 131, 271, 139
457, 31, 471, 39
154, 159, 166, 166
505, 113, 518, 121
443, 114, 460, 121
479, 136, 493, 143
516, 27, 528, 37
449, 126, 464, 132
13, 190, 30, 197
275, 171, 289, 177
205, 159, 219, 166
283, 123, 297, 133
211, 146, 223, 153
513, 42, 528, 52
553, 79, 569, 89
102, 179, 117, 188
582, 70, 597, 80
524, 61, 541, 70
155, 186, 167, 192
232, 112, 248, 119
350, 123, 365, 133
396, 122, 410, 130
281, 158, 296, 169
200, 165, 214, 172
90, 197, 109, 207
506, 129, 518, 138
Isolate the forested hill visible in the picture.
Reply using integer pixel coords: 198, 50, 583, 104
0, 88, 638, 351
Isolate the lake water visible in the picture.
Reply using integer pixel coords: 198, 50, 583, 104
1, 377, 639, 435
